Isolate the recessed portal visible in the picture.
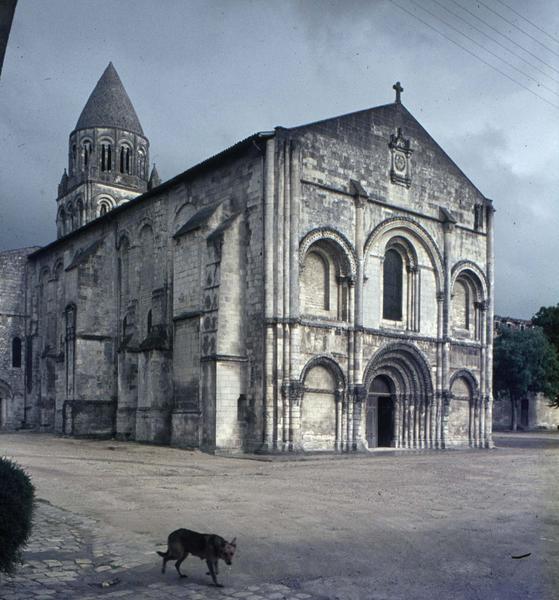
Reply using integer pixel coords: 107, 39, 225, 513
366, 375, 394, 448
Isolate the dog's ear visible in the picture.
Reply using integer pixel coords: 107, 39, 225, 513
230, 537, 236, 546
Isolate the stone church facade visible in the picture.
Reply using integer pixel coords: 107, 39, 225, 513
0, 66, 495, 452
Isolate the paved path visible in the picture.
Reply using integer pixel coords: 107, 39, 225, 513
2, 501, 319, 600
1, 431, 558, 599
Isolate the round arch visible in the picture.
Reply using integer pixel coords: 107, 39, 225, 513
298, 355, 345, 452
364, 217, 444, 292
364, 342, 434, 399
447, 370, 478, 447
449, 369, 479, 400
451, 260, 488, 301
299, 354, 346, 390
363, 342, 435, 449
299, 227, 357, 277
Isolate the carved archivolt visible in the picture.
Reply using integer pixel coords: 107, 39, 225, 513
449, 369, 479, 400
363, 341, 434, 400
299, 227, 357, 277
364, 217, 444, 290
451, 260, 488, 301
298, 354, 346, 390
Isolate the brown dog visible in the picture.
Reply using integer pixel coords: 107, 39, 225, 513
157, 528, 237, 587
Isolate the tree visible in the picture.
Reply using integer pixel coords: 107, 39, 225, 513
533, 304, 559, 355
493, 328, 559, 429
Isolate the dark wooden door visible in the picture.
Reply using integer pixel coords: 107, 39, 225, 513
378, 396, 393, 447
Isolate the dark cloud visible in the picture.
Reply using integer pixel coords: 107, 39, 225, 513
1, 0, 557, 319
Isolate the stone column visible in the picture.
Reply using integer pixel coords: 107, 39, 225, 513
262, 137, 276, 451
406, 265, 419, 332
289, 142, 301, 451
346, 281, 355, 452
485, 201, 495, 448
354, 193, 365, 388
352, 384, 367, 451
442, 220, 454, 399
394, 395, 400, 448
289, 381, 304, 451
281, 141, 291, 452
335, 387, 344, 451
441, 390, 451, 449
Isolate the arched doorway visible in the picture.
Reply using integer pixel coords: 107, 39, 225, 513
448, 376, 473, 446
301, 364, 337, 451
363, 342, 434, 449
366, 375, 394, 448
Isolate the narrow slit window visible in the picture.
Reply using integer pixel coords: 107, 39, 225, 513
12, 337, 22, 368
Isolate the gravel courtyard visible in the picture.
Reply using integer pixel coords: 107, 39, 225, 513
1, 432, 558, 600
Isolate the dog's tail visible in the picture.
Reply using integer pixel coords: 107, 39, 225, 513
157, 550, 168, 558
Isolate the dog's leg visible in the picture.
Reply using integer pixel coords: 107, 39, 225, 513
206, 559, 222, 587
206, 560, 219, 576
175, 552, 189, 578
157, 550, 169, 574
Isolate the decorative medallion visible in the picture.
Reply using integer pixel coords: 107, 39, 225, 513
389, 127, 413, 187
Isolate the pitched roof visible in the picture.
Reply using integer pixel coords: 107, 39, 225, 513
75, 63, 144, 136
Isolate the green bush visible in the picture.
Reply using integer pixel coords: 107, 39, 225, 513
0, 458, 35, 574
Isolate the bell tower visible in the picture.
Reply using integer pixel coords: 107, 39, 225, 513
56, 63, 150, 237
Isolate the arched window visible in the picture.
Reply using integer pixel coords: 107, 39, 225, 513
83, 140, 92, 168
98, 197, 113, 217
118, 236, 130, 300
101, 143, 112, 172
140, 225, 154, 291
122, 316, 127, 338
300, 238, 351, 321
147, 310, 152, 333
303, 251, 330, 311
383, 248, 403, 320
12, 337, 22, 368
453, 280, 469, 329
76, 199, 84, 227
452, 272, 483, 339
138, 149, 146, 178
59, 208, 66, 236
66, 203, 75, 231
119, 145, 132, 174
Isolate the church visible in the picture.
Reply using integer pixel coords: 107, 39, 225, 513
0, 64, 495, 452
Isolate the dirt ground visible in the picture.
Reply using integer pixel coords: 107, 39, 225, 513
1, 431, 558, 600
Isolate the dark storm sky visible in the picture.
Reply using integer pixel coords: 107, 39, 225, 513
1, 0, 558, 318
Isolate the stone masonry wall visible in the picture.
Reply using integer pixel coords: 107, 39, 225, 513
0, 247, 38, 429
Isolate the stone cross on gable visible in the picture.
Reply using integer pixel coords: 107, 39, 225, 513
393, 81, 403, 104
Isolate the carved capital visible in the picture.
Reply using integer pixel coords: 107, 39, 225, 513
352, 384, 368, 404
475, 300, 488, 312
289, 380, 305, 405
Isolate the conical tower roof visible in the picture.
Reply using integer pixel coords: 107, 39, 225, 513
148, 163, 161, 190
75, 63, 144, 135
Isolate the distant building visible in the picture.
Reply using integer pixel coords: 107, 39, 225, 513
493, 314, 535, 336
492, 315, 559, 431
0, 68, 496, 452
